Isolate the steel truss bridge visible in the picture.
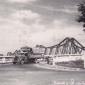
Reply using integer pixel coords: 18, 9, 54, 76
38, 37, 85, 57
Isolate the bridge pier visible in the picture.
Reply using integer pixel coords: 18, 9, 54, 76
82, 54, 85, 68
82, 58, 85, 68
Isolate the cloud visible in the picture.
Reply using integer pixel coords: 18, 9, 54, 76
7, 0, 36, 3
0, 0, 84, 54
0, 9, 47, 53
32, 4, 78, 14
10, 10, 45, 32
10, 10, 40, 24
0, 17, 30, 52
28, 18, 85, 47
0, 9, 84, 54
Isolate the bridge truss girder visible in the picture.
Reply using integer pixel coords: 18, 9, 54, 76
44, 38, 85, 56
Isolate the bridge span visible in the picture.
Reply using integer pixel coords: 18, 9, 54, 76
37, 37, 85, 68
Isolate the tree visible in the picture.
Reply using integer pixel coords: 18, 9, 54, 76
77, 2, 85, 27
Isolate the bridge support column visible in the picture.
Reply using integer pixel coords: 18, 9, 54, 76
83, 59, 85, 68
44, 48, 47, 55
82, 54, 85, 68
83, 57, 85, 68
52, 58, 56, 66
49, 48, 53, 55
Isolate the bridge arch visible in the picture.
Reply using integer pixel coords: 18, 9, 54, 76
44, 37, 85, 57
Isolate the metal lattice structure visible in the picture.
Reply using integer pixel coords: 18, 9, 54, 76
44, 37, 85, 56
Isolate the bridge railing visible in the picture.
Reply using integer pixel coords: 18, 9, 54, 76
0, 56, 14, 64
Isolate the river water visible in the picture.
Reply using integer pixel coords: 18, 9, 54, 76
0, 64, 85, 85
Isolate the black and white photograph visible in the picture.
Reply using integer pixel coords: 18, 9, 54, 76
0, 0, 85, 85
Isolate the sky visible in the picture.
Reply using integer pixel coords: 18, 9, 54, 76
0, 0, 84, 54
